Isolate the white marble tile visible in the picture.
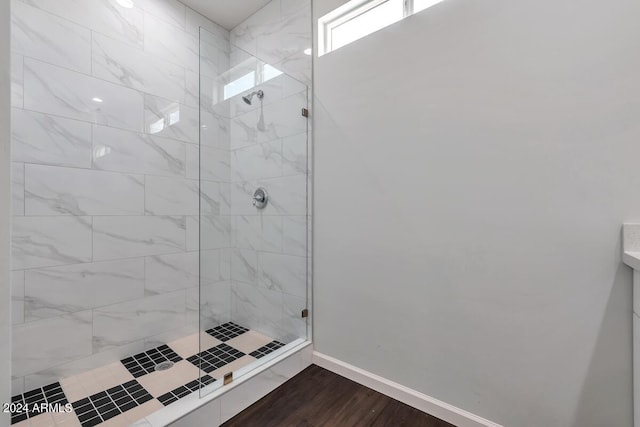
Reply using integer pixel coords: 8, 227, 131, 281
136, 0, 185, 29
186, 215, 231, 251
11, 1, 91, 74
258, 253, 306, 297
257, 92, 308, 143
201, 249, 222, 285
229, 75, 284, 118
276, 50, 312, 86
11, 108, 92, 168
11, 270, 25, 325
275, 1, 312, 62
230, 180, 259, 216
12, 163, 24, 216
231, 282, 284, 342
220, 248, 231, 281
25, 164, 144, 216
200, 146, 231, 183
145, 176, 198, 216
93, 291, 187, 352
258, 174, 307, 216
231, 140, 283, 182
144, 94, 198, 144
11, 377, 25, 396
282, 216, 306, 256
144, 14, 199, 72
143, 324, 198, 351
24, 259, 145, 321
93, 216, 186, 261
220, 183, 231, 216
197, 281, 232, 329
12, 310, 93, 377
23, 0, 144, 47
231, 249, 258, 285
201, 111, 231, 149
12, 216, 92, 270
201, 181, 221, 216
11, 54, 23, 108
230, 109, 259, 150
145, 251, 199, 294
93, 125, 186, 177
234, 215, 283, 252
189, 10, 229, 48
185, 143, 199, 180
93, 216, 186, 260
282, 132, 307, 176
92, 33, 186, 103
24, 59, 144, 132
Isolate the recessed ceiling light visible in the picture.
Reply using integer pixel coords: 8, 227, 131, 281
303, 48, 312, 56
92, 97, 103, 103
116, 0, 134, 8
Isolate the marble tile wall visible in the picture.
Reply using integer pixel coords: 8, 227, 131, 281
225, 0, 312, 344
9, 0, 231, 394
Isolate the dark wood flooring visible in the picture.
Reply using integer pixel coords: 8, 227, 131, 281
222, 364, 456, 427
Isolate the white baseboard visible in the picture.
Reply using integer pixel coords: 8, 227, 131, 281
312, 351, 503, 427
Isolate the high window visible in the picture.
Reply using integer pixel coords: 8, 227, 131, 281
318, 0, 445, 56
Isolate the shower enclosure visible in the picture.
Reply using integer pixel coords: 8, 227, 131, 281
197, 28, 310, 395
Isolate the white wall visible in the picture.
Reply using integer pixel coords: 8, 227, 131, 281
1, 0, 11, 424
313, 0, 640, 426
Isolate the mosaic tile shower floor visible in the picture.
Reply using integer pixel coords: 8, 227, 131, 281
10, 323, 285, 427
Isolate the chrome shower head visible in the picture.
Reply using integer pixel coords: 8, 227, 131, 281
242, 90, 264, 105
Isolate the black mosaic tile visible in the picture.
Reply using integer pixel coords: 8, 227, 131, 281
157, 375, 216, 407
71, 380, 155, 427
186, 343, 245, 373
10, 382, 69, 424
120, 344, 182, 378
249, 340, 286, 359
205, 322, 249, 342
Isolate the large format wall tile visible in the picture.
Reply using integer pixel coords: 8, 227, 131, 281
93, 125, 186, 177
145, 251, 199, 294
22, 0, 144, 47
258, 252, 306, 297
12, 163, 24, 216
231, 140, 283, 182
231, 249, 258, 285
257, 174, 307, 216
11, 1, 91, 74
25, 164, 144, 216
92, 34, 186, 103
187, 215, 231, 251
93, 216, 186, 260
12, 310, 93, 377
145, 175, 198, 216
24, 259, 145, 321
11, 54, 23, 108
12, 216, 92, 270
12, 108, 92, 168
135, 0, 185, 29
12, 271, 25, 325
231, 282, 284, 342
144, 94, 198, 144
24, 59, 144, 132
93, 291, 187, 352
234, 215, 283, 252
144, 14, 199, 72
282, 216, 306, 256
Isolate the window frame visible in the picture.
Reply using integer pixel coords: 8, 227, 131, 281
318, 0, 432, 56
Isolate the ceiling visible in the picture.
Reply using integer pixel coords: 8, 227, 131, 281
181, 0, 272, 30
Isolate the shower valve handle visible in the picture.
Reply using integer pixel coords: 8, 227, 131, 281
253, 187, 268, 209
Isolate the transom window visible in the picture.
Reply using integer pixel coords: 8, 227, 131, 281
318, 0, 446, 56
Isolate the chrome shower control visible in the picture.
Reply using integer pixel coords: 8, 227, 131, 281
253, 187, 268, 209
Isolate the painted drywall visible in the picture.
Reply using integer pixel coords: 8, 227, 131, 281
313, 0, 639, 426
1, 0, 11, 423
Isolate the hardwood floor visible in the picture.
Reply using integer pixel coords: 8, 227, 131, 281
222, 365, 456, 427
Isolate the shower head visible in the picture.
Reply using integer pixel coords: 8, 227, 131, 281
242, 90, 264, 105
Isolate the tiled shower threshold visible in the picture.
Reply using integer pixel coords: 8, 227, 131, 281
10, 322, 303, 427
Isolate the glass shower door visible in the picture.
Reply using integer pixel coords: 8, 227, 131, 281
198, 27, 309, 396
